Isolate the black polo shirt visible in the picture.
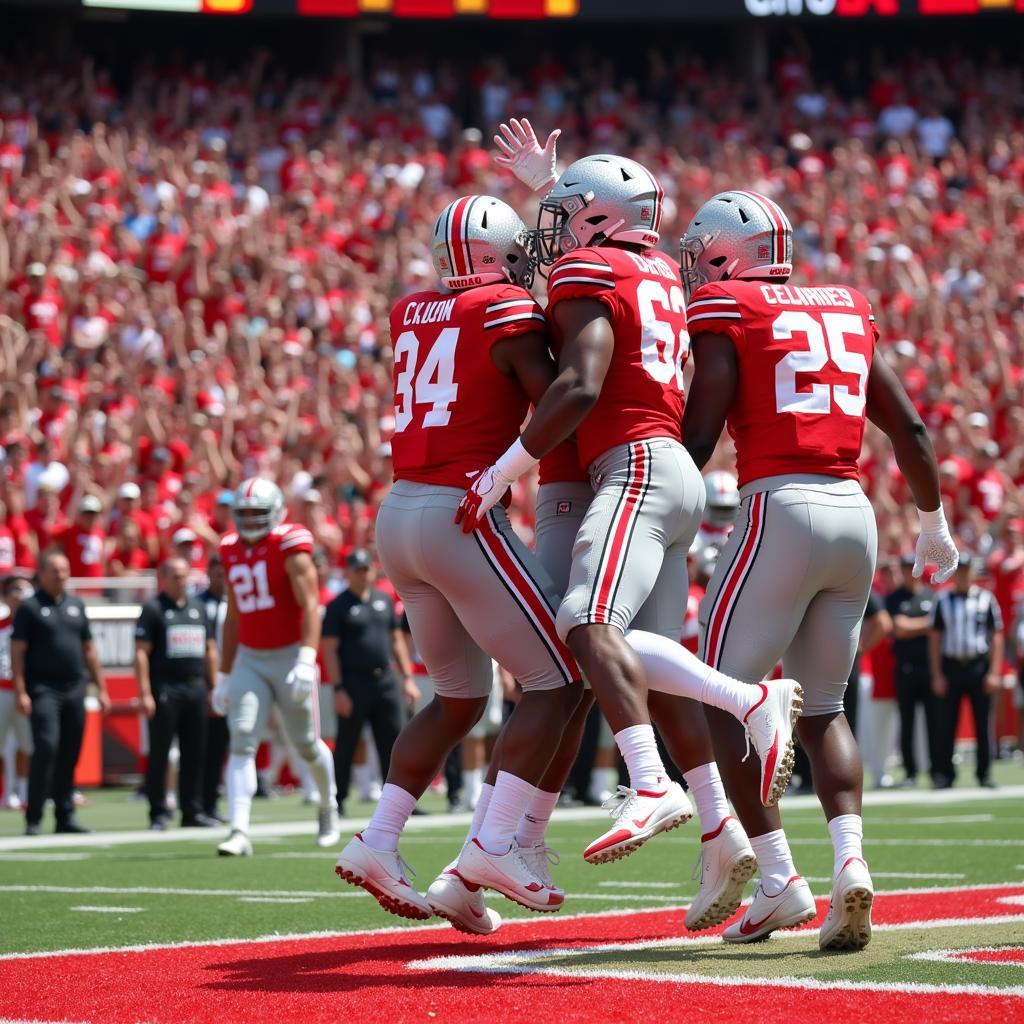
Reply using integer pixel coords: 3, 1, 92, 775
885, 585, 935, 670
12, 589, 92, 689
322, 587, 398, 679
136, 593, 212, 686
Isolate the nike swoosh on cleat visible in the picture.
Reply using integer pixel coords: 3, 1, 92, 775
632, 810, 656, 830
739, 906, 780, 934
469, 905, 484, 919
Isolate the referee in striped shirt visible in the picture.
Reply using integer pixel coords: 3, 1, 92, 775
929, 553, 1003, 789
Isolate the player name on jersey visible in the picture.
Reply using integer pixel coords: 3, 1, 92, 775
758, 284, 858, 308
401, 297, 458, 326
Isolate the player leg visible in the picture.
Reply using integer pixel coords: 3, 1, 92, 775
556, 440, 704, 864
783, 492, 877, 951
218, 647, 273, 856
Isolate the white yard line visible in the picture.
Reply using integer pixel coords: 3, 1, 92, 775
69, 906, 144, 914
597, 881, 681, 889
2, 784, 1021, 852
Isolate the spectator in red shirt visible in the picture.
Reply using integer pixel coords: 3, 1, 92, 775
57, 495, 107, 579
106, 516, 152, 576
0, 498, 15, 574
25, 484, 68, 555
20, 263, 62, 348
110, 482, 159, 564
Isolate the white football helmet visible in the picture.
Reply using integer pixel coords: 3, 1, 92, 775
431, 195, 535, 290
232, 477, 284, 542
704, 471, 740, 528
680, 190, 793, 301
535, 154, 663, 266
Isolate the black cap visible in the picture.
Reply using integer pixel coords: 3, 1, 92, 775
346, 548, 372, 570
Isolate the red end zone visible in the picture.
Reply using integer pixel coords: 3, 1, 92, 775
2, 886, 1024, 1024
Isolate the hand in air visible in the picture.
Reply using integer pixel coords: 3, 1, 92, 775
493, 118, 560, 193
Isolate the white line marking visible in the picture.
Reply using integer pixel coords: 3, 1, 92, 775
908, 945, 1024, 966
2, 784, 1021, 851
0, 853, 92, 862
597, 881, 681, 889
69, 906, 144, 914
237, 897, 313, 905
901, 814, 995, 825
805, 872, 966, 883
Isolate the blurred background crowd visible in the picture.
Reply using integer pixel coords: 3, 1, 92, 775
1, 25, 1023, 815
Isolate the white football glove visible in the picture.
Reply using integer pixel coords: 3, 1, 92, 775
285, 646, 319, 702
455, 438, 538, 533
913, 506, 959, 585
210, 672, 230, 717
493, 117, 561, 193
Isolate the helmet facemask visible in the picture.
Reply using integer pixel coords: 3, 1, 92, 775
233, 506, 278, 543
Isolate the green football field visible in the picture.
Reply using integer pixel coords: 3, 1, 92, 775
2, 764, 1023, 1024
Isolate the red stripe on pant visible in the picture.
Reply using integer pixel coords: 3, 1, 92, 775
592, 443, 648, 624
705, 491, 765, 668
478, 516, 578, 682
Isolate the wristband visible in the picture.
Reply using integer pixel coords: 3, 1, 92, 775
495, 437, 538, 481
297, 646, 318, 667
917, 506, 947, 531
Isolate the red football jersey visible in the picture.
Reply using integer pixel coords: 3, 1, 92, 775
58, 526, 106, 578
220, 522, 314, 650
538, 439, 588, 486
547, 246, 688, 469
687, 281, 879, 488
681, 582, 705, 654
389, 283, 546, 488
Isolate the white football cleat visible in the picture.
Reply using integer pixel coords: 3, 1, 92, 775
427, 862, 502, 936
316, 807, 341, 848
334, 833, 432, 921
723, 875, 816, 944
217, 829, 253, 857
518, 842, 565, 901
819, 857, 874, 951
685, 816, 757, 931
583, 780, 692, 865
742, 679, 803, 807
457, 838, 563, 913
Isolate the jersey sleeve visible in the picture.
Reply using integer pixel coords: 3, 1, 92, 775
867, 302, 880, 344
481, 285, 547, 344
545, 247, 616, 311
278, 524, 314, 558
686, 283, 745, 349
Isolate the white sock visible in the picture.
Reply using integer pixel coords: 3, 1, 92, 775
476, 770, 536, 855
613, 724, 667, 791
750, 829, 798, 894
465, 782, 494, 845
828, 814, 864, 878
463, 767, 483, 808
589, 766, 617, 802
682, 762, 731, 835
306, 739, 337, 811
362, 783, 417, 853
16, 777, 27, 804
625, 629, 754, 720
353, 762, 372, 800
515, 788, 559, 849
227, 754, 257, 833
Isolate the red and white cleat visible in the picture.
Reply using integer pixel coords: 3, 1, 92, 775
427, 862, 502, 936
456, 838, 563, 913
819, 857, 874, 951
583, 780, 692, 865
742, 679, 803, 807
518, 842, 565, 902
334, 833, 432, 921
723, 875, 816, 944
685, 816, 757, 932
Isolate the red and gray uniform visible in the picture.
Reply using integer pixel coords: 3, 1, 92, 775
535, 441, 592, 595
690, 280, 879, 715
220, 523, 321, 757
0, 606, 32, 756
380, 284, 578, 701
547, 245, 704, 643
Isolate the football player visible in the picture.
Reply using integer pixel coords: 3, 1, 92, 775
334, 196, 583, 932
459, 134, 802, 899
679, 190, 958, 949
696, 471, 740, 553
0, 575, 34, 810
212, 478, 339, 856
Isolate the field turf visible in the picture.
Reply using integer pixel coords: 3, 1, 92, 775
1, 762, 1023, 1023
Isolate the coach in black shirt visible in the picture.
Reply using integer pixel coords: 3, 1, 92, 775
322, 549, 417, 816
135, 557, 218, 829
929, 554, 1003, 789
886, 554, 939, 786
12, 551, 110, 835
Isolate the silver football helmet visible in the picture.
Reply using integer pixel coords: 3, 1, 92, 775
535, 154, 663, 266
680, 190, 793, 301
431, 195, 535, 290
703, 470, 740, 528
232, 477, 284, 542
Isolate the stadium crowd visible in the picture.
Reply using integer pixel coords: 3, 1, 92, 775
0, 40, 1023, 793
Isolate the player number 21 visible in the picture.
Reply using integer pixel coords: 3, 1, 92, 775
773, 311, 868, 417
393, 328, 460, 432
229, 561, 276, 613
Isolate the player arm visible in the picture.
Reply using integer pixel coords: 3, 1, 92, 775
220, 582, 240, 676
83, 639, 110, 713
892, 613, 932, 639
285, 550, 321, 655
204, 637, 218, 689
858, 607, 892, 655
682, 332, 738, 471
